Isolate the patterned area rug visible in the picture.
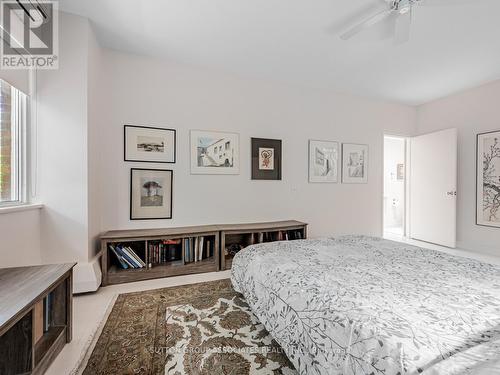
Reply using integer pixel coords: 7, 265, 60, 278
81, 279, 296, 375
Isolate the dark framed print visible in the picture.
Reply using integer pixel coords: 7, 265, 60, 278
130, 168, 173, 220
251, 138, 282, 180
476, 130, 500, 228
124, 125, 176, 163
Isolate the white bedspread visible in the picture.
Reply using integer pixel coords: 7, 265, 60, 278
230, 236, 500, 375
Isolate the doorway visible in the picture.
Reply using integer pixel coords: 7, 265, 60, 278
383, 136, 407, 238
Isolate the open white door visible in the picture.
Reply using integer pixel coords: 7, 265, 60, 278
410, 128, 458, 248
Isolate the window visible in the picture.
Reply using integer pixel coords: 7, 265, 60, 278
0, 79, 28, 206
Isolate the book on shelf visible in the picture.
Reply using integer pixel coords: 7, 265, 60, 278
109, 245, 129, 269
117, 246, 143, 269
199, 236, 204, 261
182, 236, 212, 264
122, 246, 145, 268
194, 237, 199, 263
148, 239, 182, 267
258, 232, 264, 243
43, 292, 53, 333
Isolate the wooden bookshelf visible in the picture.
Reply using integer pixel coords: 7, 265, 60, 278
0, 264, 74, 375
220, 220, 308, 270
100, 225, 220, 286
100, 221, 307, 286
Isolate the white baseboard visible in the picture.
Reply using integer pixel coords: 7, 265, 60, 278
73, 257, 102, 294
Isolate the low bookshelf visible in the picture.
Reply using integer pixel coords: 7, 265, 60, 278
100, 225, 220, 286
220, 220, 308, 270
100, 221, 308, 286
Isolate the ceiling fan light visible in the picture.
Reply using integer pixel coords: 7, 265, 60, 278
399, 5, 411, 14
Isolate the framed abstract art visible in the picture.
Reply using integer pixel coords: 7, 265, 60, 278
342, 143, 368, 184
309, 140, 339, 183
251, 138, 282, 180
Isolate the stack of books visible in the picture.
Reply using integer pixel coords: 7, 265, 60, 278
109, 244, 146, 269
148, 239, 182, 267
183, 237, 213, 263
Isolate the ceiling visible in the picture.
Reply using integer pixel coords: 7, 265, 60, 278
59, 0, 500, 106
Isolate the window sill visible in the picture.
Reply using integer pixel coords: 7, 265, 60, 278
0, 203, 43, 215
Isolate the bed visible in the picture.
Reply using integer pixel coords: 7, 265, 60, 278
230, 236, 500, 375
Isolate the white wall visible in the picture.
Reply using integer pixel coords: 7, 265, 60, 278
37, 12, 90, 264
97, 50, 416, 238
417, 79, 500, 255
0, 209, 41, 266
87, 21, 104, 260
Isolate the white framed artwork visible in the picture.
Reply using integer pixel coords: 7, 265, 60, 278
190, 130, 240, 175
342, 143, 368, 184
308, 140, 339, 183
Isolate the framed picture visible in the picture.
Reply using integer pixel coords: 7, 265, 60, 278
130, 168, 173, 220
397, 163, 405, 181
476, 130, 500, 228
342, 143, 368, 184
308, 140, 339, 183
190, 130, 239, 175
124, 125, 176, 163
251, 138, 282, 180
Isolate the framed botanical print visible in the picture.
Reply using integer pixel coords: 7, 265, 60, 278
342, 143, 368, 184
309, 140, 339, 183
476, 130, 500, 228
251, 138, 282, 180
130, 168, 173, 220
124, 125, 176, 163
190, 130, 240, 175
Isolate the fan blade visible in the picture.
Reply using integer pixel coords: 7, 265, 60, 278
394, 6, 412, 44
418, 0, 489, 6
340, 8, 394, 40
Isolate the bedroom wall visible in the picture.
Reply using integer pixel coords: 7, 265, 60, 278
0, 209, 41, 266
417, 79, 500, 255
37, 12, 90, 264
95, 49, 417, 238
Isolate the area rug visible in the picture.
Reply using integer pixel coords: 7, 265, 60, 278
80, 279, 296, 375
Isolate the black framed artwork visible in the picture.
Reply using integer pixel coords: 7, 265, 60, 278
124, 125, 176, 163
476, 130, 500, 228
130, 168, 173, 220
251, 138, 282, 180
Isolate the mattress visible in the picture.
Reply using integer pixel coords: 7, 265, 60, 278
230, 236, 500, 375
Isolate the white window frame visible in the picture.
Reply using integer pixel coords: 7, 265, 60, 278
0, 81, 29, 208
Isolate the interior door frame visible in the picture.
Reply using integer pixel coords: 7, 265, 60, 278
382, 133, 411, 238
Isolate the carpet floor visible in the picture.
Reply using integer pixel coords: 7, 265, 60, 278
81, 279, 296, 375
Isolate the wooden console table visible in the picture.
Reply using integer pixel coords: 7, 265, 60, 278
0, 263, 75, 375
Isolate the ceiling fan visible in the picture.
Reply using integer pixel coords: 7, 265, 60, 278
340, 0, 479, 44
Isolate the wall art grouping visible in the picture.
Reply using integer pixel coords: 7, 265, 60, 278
477, 130, 500, 228
123, 124, 371, 220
